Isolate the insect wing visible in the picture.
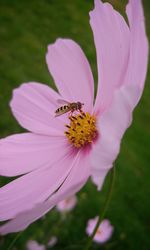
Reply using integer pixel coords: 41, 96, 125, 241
56, 99, 70, 105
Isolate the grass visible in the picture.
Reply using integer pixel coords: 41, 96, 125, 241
0, 0, 150, 249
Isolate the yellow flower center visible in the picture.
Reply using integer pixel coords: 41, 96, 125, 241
65, 112, 98, 148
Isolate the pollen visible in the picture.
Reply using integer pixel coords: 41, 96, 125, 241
65, 112, 98, 148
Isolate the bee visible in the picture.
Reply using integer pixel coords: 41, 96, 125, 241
55, 99, 84, 117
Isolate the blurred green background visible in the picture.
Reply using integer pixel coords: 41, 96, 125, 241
0, 0, 149, 249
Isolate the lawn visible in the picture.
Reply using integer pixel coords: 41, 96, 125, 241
0, 0, 150, 249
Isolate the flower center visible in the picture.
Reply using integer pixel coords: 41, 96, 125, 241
65, 112, 98, 148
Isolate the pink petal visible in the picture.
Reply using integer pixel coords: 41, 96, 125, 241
91, 83, 143, 189
0, 149, 90, 234
91, 0, 148, 189
125, 0, 148, 92
10, 82, 65, 135
86, 217, 98, 235
94, 220, 114, 243
56, 195, 77, 212
46, 39, 94, 112
0, 133, 68, 176
86, 217, 114, 244
90, 0, 130, 114
26, 240, 45, 250
90, 167, 109, 191
0, 144, 76, 221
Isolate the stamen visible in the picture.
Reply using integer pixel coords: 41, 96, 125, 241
72, 116, 77, 120
65, 131, 70, 135
65, 112, 98, 148
79, 115, 83, 119
65, 125, 70, 128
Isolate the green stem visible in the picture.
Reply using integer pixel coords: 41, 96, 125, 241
84, 166, 115, 250
7, 231, 23, 250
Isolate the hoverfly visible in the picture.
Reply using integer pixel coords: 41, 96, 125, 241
55, 99, 84, 117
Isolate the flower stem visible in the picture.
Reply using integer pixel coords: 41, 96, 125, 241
7, 231, 23, 250
84, 166, 115, 250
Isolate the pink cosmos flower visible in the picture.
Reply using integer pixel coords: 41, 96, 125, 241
86, 217, 114, 244
56, 195, 77, 213
26, 240, 45, 250
47, 236, 58, 248
0, 0, 148, 234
